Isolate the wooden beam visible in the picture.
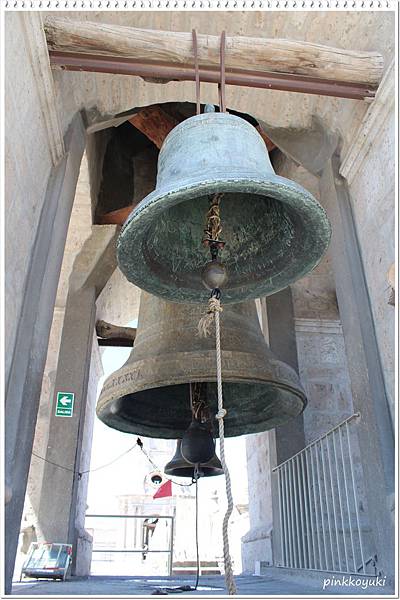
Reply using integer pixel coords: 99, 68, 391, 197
256, 125, 276, 152
98, 205, 134, 225
128, 105, 179, 149
97, 338, 134, 347
96, 319, 137, 341
44, 17, 383, 87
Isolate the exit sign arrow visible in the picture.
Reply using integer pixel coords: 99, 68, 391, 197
59, 396, 72, 406
55, 392, 75, 417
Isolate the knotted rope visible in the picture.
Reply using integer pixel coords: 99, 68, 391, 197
198, 295, 237, 596
197, 296, 222, 338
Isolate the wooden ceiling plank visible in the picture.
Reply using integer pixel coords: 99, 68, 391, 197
44, 17, 383, 87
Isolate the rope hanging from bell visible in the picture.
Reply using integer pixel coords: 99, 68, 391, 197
196, 30, 237, 597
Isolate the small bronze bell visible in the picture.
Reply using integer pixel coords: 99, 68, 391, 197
117, 112, 331, 305
181, 420, 215, 464
164, 440, 223, 478
96, 291, 306, 438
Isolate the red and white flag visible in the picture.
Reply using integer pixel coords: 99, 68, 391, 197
153, 479, 172, 499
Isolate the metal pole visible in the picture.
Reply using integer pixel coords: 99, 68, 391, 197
49, 52, 377, 101
326, 434, 341, 571
292, 459, 303, 568
302, 451, 314, 569
296, 455, 307, 568
277, 468, 287, 566
304, 450, 317, 569
332, 430, 349, 572
284, 463, 294, 568
288, 461, 298, 568
314, 444, 329, 570
345, 422, 366, 574
280, 467, 290, 567
320, 436, 335, 570
168, 516, 174, 576
339, 427, 357, 572
309, 447, 322, 570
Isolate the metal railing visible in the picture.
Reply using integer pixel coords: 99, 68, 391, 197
272, 414, 373, 575
85, 514, 174, 575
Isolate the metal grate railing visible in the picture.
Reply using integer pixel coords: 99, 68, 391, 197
272, 413, 373, 575
85, 514, 174, 576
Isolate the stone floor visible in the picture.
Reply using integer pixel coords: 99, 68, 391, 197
11, 573, 393, 596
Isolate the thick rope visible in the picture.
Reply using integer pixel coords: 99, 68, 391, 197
198, 297, 237, 595
197, 296, 222, 338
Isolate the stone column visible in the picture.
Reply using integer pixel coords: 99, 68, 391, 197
37, 226, 118, 573
242, 289, 305, 572
5, 114, 85, 592
319, 158, 394, 578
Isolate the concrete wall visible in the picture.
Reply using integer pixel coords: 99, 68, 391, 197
242, 433, 274, 573
4, 12, 85, 592
341, 79, 395, 421
5, 13, 63, 385
24, 154, 94, 538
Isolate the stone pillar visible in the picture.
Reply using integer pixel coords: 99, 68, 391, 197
242, 289, 305, 572
319, 158, 394, 578
37, 226, 118, 573
267, 288, 305, 567
74, 331, 104, 577
5, 114, 85, 593
25, 154, 94, 542
267, 288, 305, 461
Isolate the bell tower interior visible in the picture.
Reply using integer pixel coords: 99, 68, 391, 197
5, 9, 395, 595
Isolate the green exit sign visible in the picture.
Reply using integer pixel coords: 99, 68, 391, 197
55, 392, 75, 417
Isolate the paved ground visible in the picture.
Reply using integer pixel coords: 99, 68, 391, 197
11, 573, 394, 596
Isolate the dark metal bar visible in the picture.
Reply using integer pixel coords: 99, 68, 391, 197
97, 338, 134, 347
86, 514, 174, 519
219, 31, 226, 112
49, 51, 376, 100
192, 30, 200, 115
92, 549, 171, 553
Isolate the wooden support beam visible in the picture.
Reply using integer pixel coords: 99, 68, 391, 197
96, 320, 137, 341
98, 205, 133, 225
44, 17, 383, 87
256, 125, 276, 152
128, 105, 179, 149
97, 338, 134, 347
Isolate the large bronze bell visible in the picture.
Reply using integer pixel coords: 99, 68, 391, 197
117, 112, 331, 305
96, 292, 307, 438
164, 440, 223, 478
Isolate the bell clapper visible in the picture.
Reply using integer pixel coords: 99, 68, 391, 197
181, 383, 216, 466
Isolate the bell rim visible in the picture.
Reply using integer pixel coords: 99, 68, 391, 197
96, 350, 307, 438
117, 173, 332, 305
164, 467, 224, 478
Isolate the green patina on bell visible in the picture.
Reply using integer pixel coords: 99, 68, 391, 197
96, 292, 307, 439
117, 111, 331, 305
